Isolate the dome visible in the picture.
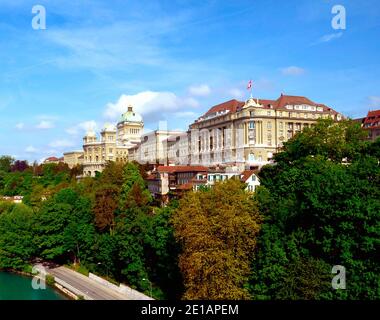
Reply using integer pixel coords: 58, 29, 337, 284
119, 105, 143, 123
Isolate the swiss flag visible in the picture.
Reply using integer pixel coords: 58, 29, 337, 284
247, 80, 252, 90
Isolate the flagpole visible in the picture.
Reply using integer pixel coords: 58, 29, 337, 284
250, 78, 253, 99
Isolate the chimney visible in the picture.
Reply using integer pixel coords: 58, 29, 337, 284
128, 105, 133, 112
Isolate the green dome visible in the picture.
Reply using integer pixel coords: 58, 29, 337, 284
119, 105, 143, 123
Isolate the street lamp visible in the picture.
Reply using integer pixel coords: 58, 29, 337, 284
142, 278, 152, 298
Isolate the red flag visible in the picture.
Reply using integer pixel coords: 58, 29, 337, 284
247, 80, 252, 90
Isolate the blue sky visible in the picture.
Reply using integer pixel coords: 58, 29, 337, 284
0, 0, 379, 162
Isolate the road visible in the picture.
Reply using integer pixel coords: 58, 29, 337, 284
48, 266, 129, 300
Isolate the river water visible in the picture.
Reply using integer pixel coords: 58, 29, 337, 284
0, 272, 66, 300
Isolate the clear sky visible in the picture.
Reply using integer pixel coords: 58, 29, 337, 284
0, 0, 379, 162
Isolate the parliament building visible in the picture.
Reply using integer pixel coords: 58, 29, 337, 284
65, 94, 343, 176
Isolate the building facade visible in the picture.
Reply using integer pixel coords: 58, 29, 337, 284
128, 129, 186, 164
360, 110, 380, 141
63, 151, 84, 169
67, 94, 343, 176
189, 94, 343, 167
82, 106, 143, 176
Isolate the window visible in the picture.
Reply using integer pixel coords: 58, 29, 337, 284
279, 111, 283, 117
279, 122, 283, 129
267, 122, 272, 129
267, 111, 271, 116
249, 121, 255, 129
250, 111, 255, 117
109, 148, 113, 153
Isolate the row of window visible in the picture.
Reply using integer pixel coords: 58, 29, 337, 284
249, 110, 330, 119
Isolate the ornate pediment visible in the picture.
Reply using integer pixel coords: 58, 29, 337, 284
243, 98, 262, 109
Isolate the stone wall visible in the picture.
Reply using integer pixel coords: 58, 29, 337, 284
88, 273, 154, 300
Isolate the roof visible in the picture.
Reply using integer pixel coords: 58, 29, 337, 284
177, 182, 194, 190
205, 99, 245, 116
118, 106, 143, 123
157, 165, 208, 173
146, 174, 157, 180
364, 110, 380, 123
45, 157, 59, 161
363, 109, 380, 129
240, 170, 258, 182
199, 94, 339, 120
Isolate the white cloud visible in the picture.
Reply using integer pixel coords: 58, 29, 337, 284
25, 145, 38, 153
49, 139, 75, 148
281, 66, 305, 76
312, 32, 343, 45
15, 122, 24, 130
369, 96, 380, 108
174, 111, 198, 118
104, 91, 198, 122
188, 84, 211, 97
228, 88, 245, 99
66, 120, 98, 135
183, 97, 200, 108
36, 120, 54, 129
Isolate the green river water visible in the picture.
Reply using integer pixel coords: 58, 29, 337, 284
0, 272, 66, 300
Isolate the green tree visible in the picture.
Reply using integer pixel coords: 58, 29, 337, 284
172, 179, 261, 300
34, 188, 95, 264
0, 156, 14, 173
0, 204, 35, 270
250, 119, 380, 300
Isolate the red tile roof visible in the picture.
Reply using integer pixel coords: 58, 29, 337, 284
199, 94, 338, 119
157, 165, 208, 173
363, 109, 380, 129
177, 182, 194, 190
205, 99, 245, 116
275, 95, 315, 108
240, 170, 258, 182
45, 157, 59, 161
364, 110, 380, 123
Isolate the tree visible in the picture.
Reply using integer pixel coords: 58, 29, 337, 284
0, 204, 36, 270
250, 119, 380, 300
0, 156, 14, 173
34, 188, 95, 265
172, 179, 261, 300
11, 160, 29, 172
120, 162, 151, 210
94, 184, 119, 234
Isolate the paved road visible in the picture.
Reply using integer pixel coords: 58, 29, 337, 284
48, 266, 128, 300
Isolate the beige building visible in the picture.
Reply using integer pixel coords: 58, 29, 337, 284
189, 94, 343, 168
128, 129, 186, 164
82, 106, 143, 176
73, 94, 344, 176
63, 151, 84, 168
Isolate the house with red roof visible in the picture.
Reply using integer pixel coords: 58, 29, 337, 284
360, 110, 380, 141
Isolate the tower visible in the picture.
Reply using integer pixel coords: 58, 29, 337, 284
116, 105, 144, 147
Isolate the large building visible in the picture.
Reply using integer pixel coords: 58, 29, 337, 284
69, 93, 343, 176
128, 129, 185, 164
82, 106, 143, 176
189, 94, 343, 168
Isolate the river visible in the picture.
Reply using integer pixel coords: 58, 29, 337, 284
0, 272, 66, 300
